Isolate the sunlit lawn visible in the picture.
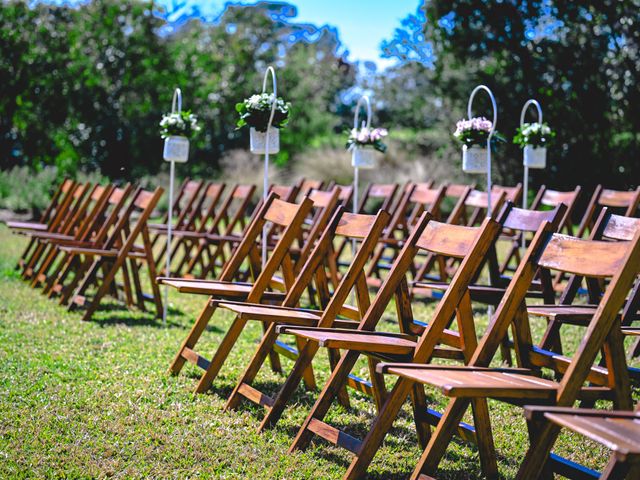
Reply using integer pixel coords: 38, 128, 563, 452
0, 224, 636, 478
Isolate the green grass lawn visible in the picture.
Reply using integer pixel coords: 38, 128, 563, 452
0, 224, 636, 479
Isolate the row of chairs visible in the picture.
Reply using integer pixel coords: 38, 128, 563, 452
6, 180, 164, 321
152, 181, 640, 478
5, 177, 640, 477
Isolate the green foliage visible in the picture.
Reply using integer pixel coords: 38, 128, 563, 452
235, 93, 291, 132
418, 0, 640, 188
0, 166, 58, 213
0, 1, 355, 177
159, 111, 201, 139
513, 122, 555, 148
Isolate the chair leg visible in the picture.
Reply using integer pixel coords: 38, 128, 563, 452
409, 382, 431, 449
410, 398, 473, 480
514, 421, 563, 480
168, 300, 217, 375
470, 398, 498, 479
225, 323, 282, 412
289, 350, 364, 453
194, 315, 248, 394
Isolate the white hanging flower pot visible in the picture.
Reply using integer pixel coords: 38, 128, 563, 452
163, 136, 190, 163
523, 145, 546, 169
462, 145, 488, 174
250, 127, 280, 154
351, 147, 378, 169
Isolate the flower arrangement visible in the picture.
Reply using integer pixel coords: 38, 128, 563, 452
513, 122, 555, 148
159, 111, 201, 139
346, 127, 388, 153
236, 93, 291, 132
453, 117, 494, 147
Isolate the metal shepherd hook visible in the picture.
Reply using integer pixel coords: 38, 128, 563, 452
519, 99, 543, 251
351, 95, 371, 254
467, 85, 497, 216
163, 87, 182, 325
261, 66, 277, 267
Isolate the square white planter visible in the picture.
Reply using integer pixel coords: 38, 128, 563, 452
250, 127, 280, 154
462, 145, 488, 173
351, 147, 378, 169
523, 145, 546, 169
163, 136, 190, 163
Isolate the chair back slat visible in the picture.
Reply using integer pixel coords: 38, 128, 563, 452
335, 212, 382, 239
538, 234, 631, 278
600, 188, 640, 208
134, 190, 157, 210
416, 221, 482, 258
264, 198, 309, 227
540, 188, 580, 208
502, 205, 564, 233
602, 214, 640, 241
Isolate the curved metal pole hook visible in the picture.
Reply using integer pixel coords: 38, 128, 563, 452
467, 84, 497, 216
353, 95, 372, 130
520, 99, 542, 128
262, 66, 278, 132
171, 88, 182, 115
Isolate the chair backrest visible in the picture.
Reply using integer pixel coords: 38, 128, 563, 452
89, 184, 135, 246
217, 193, 313, 290
530, 185, 581, 235
469, 222, 640, 408
385, 184, 447, 239
297, 179, 324, 198
357, 213, 505, 357
280, 207, 390, 322
209, 184, 256, 237
358, 183, 399, 214
187, 182, 225, 233
452, 188, 507, 228
493, 183, 523, 204
578, 185, 640, 238
38, 178, 76, 225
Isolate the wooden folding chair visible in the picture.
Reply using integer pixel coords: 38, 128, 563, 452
296, 179, 324, 199
333, 183, 399, 264
149, 179, 205, 269
43, 185, 135, 301
60, 187, 165, 321
20, 182, 94, 280
163, 194, 315, 392
279, 210, 506, 466
577, 185, 640, 238
6, 178, 76, 234
522, 402, 640, 479
371, 224, 640, 480
165, 182, 226, 276
500, 185, 581, 274
532, 209, 640, 362
219, 207, 390, 429
28, 183, 117, 288
366, 184, 446, 287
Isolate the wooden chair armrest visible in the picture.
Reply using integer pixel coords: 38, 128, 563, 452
375, 363, 533, 375
524, 405, 640, 422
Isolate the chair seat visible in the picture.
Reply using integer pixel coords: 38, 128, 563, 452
219, 303, 322, 325
381, 364, 558, 399
279, 327, 418, 355
6, 220, 48, 231
527, 304, 603, 325
545, 411, 640, 457
158, 278, 254, 296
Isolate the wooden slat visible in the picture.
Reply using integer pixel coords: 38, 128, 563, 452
181, 347, 210, 371
237, 383, 274, 409
307, 418, 362, 454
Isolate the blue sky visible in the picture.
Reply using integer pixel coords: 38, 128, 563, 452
157, 0, 422, 67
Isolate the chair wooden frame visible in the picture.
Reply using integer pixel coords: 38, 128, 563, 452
163, 194, 315, 393
577, 185, 640, 239
219, 207, 390, 430
370, 226, 640, 480
7, 178, 76, 271
281, 209, 507, 466
44, 185, 135, 302
521, 402, 640, 479
61, 187, 165, 321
